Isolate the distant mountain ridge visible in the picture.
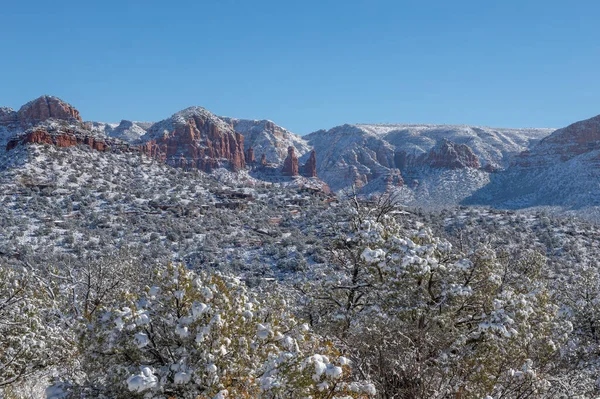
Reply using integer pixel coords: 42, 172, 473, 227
303, 123, 553, 196
4, 95, 600, 215
88, 120, 152, 142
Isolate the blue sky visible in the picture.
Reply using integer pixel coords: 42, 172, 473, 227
1, 0, 599, 134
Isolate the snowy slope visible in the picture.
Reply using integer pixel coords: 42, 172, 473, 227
466, 150, 600, 209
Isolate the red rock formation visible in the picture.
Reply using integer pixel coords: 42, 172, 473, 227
394, 141, 480, 170
302, 150, 317, 177
139, 140, 165, 161
142, 109, 246, 172
246, 147, 255, 164
83, 136, 109, 151
9, 129, 53, 148
282, 146, 299, 176
423, 139, 480, 169
260, 154, 267, 167
17, 96, 82, 128
6, 128, 110, 151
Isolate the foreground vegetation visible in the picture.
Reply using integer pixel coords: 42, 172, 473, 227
1, 146, 600, 398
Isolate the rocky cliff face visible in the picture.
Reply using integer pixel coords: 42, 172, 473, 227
282, 146, 299, 176
141, 107, 246, 172
306, 123, 552, 193
6, 123, 127, 152
3, 97, 120, 154
17, 95, 82, 128
422, 139, 480, 169
305, 124, 401, 191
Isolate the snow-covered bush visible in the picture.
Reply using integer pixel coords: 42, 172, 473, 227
66, 264, 374, 398
0, 265, 73, 389
301, 200, 579, 398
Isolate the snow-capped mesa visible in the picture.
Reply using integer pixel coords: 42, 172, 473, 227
355, 123, 553, 169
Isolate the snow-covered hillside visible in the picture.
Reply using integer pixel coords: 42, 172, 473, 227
466, 149, 600, 209
463, 113, 600, 216
0, 143, 334, 275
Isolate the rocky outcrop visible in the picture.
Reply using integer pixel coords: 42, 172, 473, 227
394, 140, 480, 170
260, 154, 267, 167
422, 139, 480, 169
282, 146, 299, 176
6, 127, 117, 152
17, 96, 82, 128
142, 107, 246, 172
246, 147, 255, 164
301, 150, 317, 177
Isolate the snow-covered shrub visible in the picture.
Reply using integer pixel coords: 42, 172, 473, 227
0, 265, 73, 388
301, 203, 578, 398
67, 264, 374, 398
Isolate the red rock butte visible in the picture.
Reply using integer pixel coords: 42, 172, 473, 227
141, 108, 246, 173
17, 95, 82, 128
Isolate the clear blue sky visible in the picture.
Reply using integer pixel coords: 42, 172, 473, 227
2, 0, 599, 134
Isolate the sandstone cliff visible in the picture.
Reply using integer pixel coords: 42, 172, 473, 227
141, 107, 245, 172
